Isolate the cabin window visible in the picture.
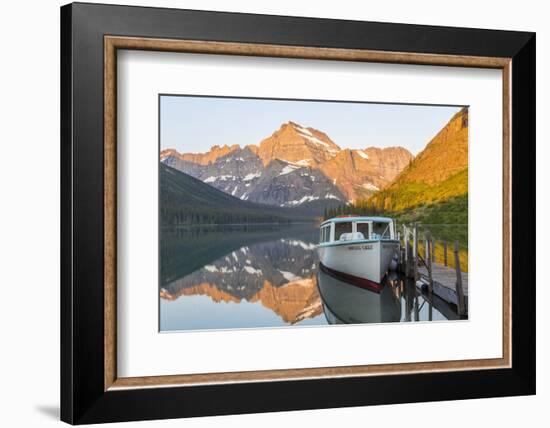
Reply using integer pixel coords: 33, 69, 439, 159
372, 221, 391, 239
334, 222, 352, 240
320, 225, 330, 243
356, 222, 370, 240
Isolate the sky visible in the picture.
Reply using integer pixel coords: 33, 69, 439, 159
160, 95, 463, 155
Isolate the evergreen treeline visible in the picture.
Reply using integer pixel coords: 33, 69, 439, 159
323, 199, 381, 220
160, 164, 299, 226
160, 207, 291, 226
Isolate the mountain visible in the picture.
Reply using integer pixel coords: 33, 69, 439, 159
245, 159, 345, 207
319, 147, 413, 201
190, 147, 264, 199
161, 143, 346, 213
161, 144, 240, 165
369, 107, 468, 212
160, 163, 300, 225
160, 150, 204, 177
161, 121, 413, 211
256, 121, 340, 166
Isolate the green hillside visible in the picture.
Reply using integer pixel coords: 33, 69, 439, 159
372, 168, 468, 212
369, 107, 468, 212
160, 164, 304, 225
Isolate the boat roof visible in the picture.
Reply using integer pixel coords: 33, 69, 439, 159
321, 216, 394, 225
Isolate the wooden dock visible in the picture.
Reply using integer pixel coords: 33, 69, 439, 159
399, 223, 468, 316
418, 263, 468, 308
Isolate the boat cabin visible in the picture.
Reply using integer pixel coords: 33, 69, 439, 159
319, 216, 396, 245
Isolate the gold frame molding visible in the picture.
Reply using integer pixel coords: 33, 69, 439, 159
104, 35, 512, 391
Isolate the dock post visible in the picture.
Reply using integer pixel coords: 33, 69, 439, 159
443, 241, 448, 266
403, 225, 407, 273
409, 242, 414, 278
428, 239, 433, 294
414, 289, 419, 321
431, 238, 435, 263
405, 279, 412, 321
404, 226, 410, 276
406, 240, 411, 277
454, 241, 466, 316
413, 224, 418, 282
424, 237, 429, 266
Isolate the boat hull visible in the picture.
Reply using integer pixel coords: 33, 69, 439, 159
317, 240, 399, 286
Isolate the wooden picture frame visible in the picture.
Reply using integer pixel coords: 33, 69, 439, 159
61, 2, 535, 424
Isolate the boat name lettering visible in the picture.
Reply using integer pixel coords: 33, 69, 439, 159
348, 244, 373, 251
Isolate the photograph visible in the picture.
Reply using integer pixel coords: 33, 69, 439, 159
0, 0, 540, 425
159, 95, 469, 331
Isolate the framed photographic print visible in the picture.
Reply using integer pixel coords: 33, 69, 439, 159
60, 2, 535, 424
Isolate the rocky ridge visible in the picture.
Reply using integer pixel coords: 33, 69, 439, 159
161, 121, 413, 208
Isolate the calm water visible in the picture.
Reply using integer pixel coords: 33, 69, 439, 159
160, 224, 459, 332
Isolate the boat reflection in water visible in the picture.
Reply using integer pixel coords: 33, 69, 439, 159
317, 268, 459, 325
318, 269, 400, 324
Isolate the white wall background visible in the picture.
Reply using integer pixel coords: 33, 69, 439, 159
0, 1, 545, 427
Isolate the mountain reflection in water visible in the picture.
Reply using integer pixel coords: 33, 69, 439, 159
160, 224, 459, 332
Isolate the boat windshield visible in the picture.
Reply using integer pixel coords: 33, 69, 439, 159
334, 222, 352, 241
371, 221, 392, 239
356, 222, 370, 239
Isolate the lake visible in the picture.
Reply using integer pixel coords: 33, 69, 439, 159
160, 223, 459, 332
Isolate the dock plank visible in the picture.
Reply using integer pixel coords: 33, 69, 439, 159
417, 263, 468, 311
418, 263, 468, 296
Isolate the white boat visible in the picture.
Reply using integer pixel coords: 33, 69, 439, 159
317, 216, 400, 290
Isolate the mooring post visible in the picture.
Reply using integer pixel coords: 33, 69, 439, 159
443, 241, 448, 266
428, 239, 433, 294
405, 240, 411, 277
403, 225, 407, 267
424, 237, 429, 266
431, 238, 435, 263
403, 226, 408, 275
405, 232, 409, 275
413, 224, 418, 281
414, 290, 420, 321
454, 240, 466, 316
409, 241, 414, 278
405, 279, 412, 321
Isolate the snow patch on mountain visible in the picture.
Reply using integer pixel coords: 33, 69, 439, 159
283, 195, 320, 206
362, 182, 380, 191
290, 122, 337, 152
280, 239, 317, 251
244, 266, 262, 275
278, 164, 301, 176
357, 150, 370, 160
204, 175, 236, 183
279, 270, 302, 282
280, 158, 313, 167
294, 124, 313, 136
243, 172, 261, 181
